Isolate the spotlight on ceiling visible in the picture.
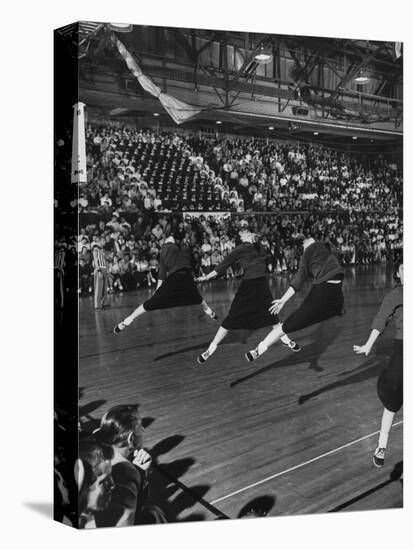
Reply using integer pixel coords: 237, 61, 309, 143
216, 120, 222, 125
108, 23, 133, 33
354, 70, 369, 84
313, 131, 319, 135
153, 113, 160, 117
254, 46, 273, 64
268, 126, 274, 130
352, 136, 358, 140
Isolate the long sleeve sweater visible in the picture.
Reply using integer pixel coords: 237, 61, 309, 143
289, 241, 344, 292
158, 242, 192, 280
215, 243, 267, 279
371, 285, 403, 340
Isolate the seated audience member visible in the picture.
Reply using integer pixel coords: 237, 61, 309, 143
133, 254, 150, 287
148, 253, 159, 285
108, 255, 123, 291
200, 252, 212, 276
79, 258, 93, 294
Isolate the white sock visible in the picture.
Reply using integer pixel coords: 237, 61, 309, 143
280, 334, 291, 344
207, 342, 217, 354
378, 432, 389, 449
378, 409, 395, 448
257, 341, 268, 355
123, 316, 134, 326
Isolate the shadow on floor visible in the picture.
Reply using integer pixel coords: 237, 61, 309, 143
154, 330, 256, 361
230, 322, 340, 388
298, 339, 392, 405
237, 495, 276, 518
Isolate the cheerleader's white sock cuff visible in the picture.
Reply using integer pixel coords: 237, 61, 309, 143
258, 342, 268, 355
378, 432, 390, 449
207, 342, 217, 354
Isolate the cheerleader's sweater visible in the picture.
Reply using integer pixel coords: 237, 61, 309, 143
215, 243, 267, 279
159, 243, 192, 280
290, 241, 344, 292
371, 285, 403, 340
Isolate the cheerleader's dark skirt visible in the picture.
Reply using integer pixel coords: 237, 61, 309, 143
282, 281, 345, 334
143, 269, 202, 311
377, 339, 403, 413
222, 277, 278, 330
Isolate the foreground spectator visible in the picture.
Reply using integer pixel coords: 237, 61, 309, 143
77, 438, 115, 529
93, 404, 167, 526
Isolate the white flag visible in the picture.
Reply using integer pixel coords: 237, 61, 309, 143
71, 102, 87, 183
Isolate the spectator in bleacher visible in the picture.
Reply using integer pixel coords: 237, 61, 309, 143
79, 124, 402, 214
79, 258, 93, 295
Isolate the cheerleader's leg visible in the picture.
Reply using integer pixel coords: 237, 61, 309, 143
245, 323, 284, 362
200, 299, 217, 319
197, 326, 229, 364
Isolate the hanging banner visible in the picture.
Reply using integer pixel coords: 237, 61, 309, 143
115, 39, 201, 125
71, 102, 87, 183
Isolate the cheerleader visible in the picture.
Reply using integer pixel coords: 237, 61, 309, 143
246, 236, 344, 361
92, 244, 110, 310
196, 230, 300, 364
113, 235, 216, 334
353, 263, 403, 468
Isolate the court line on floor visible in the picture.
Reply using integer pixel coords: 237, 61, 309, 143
210, 420, 403, 505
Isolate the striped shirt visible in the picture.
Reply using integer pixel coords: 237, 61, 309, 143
93, 248, 107, 269
54, 250, 65, 270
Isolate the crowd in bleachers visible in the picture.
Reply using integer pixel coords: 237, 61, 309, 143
53, 208, 403, 296
53, 123, 404, 296
80, 123, 402, 213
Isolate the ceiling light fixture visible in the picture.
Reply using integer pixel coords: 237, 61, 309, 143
313, 131, 319, 135
216, 120, 222, 125
268, 126, 274, 130
108, 23, 133, 33
354, 70, 369, 84
254, 46, 273, 64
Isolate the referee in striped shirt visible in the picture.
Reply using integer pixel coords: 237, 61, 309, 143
92, 244, 110, 310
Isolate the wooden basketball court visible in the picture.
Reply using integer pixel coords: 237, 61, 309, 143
79, 264, 403, 521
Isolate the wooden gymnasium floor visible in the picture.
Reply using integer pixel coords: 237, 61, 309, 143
79, 264, 403, 521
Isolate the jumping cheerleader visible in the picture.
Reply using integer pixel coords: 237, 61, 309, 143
246, 235, 344, 361
113, 235, 216, 334
197, 229, 300, 364
354, 263, 403, 468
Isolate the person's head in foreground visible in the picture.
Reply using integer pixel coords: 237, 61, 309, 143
94, 404, 144, 459
76, 438, 114, 525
